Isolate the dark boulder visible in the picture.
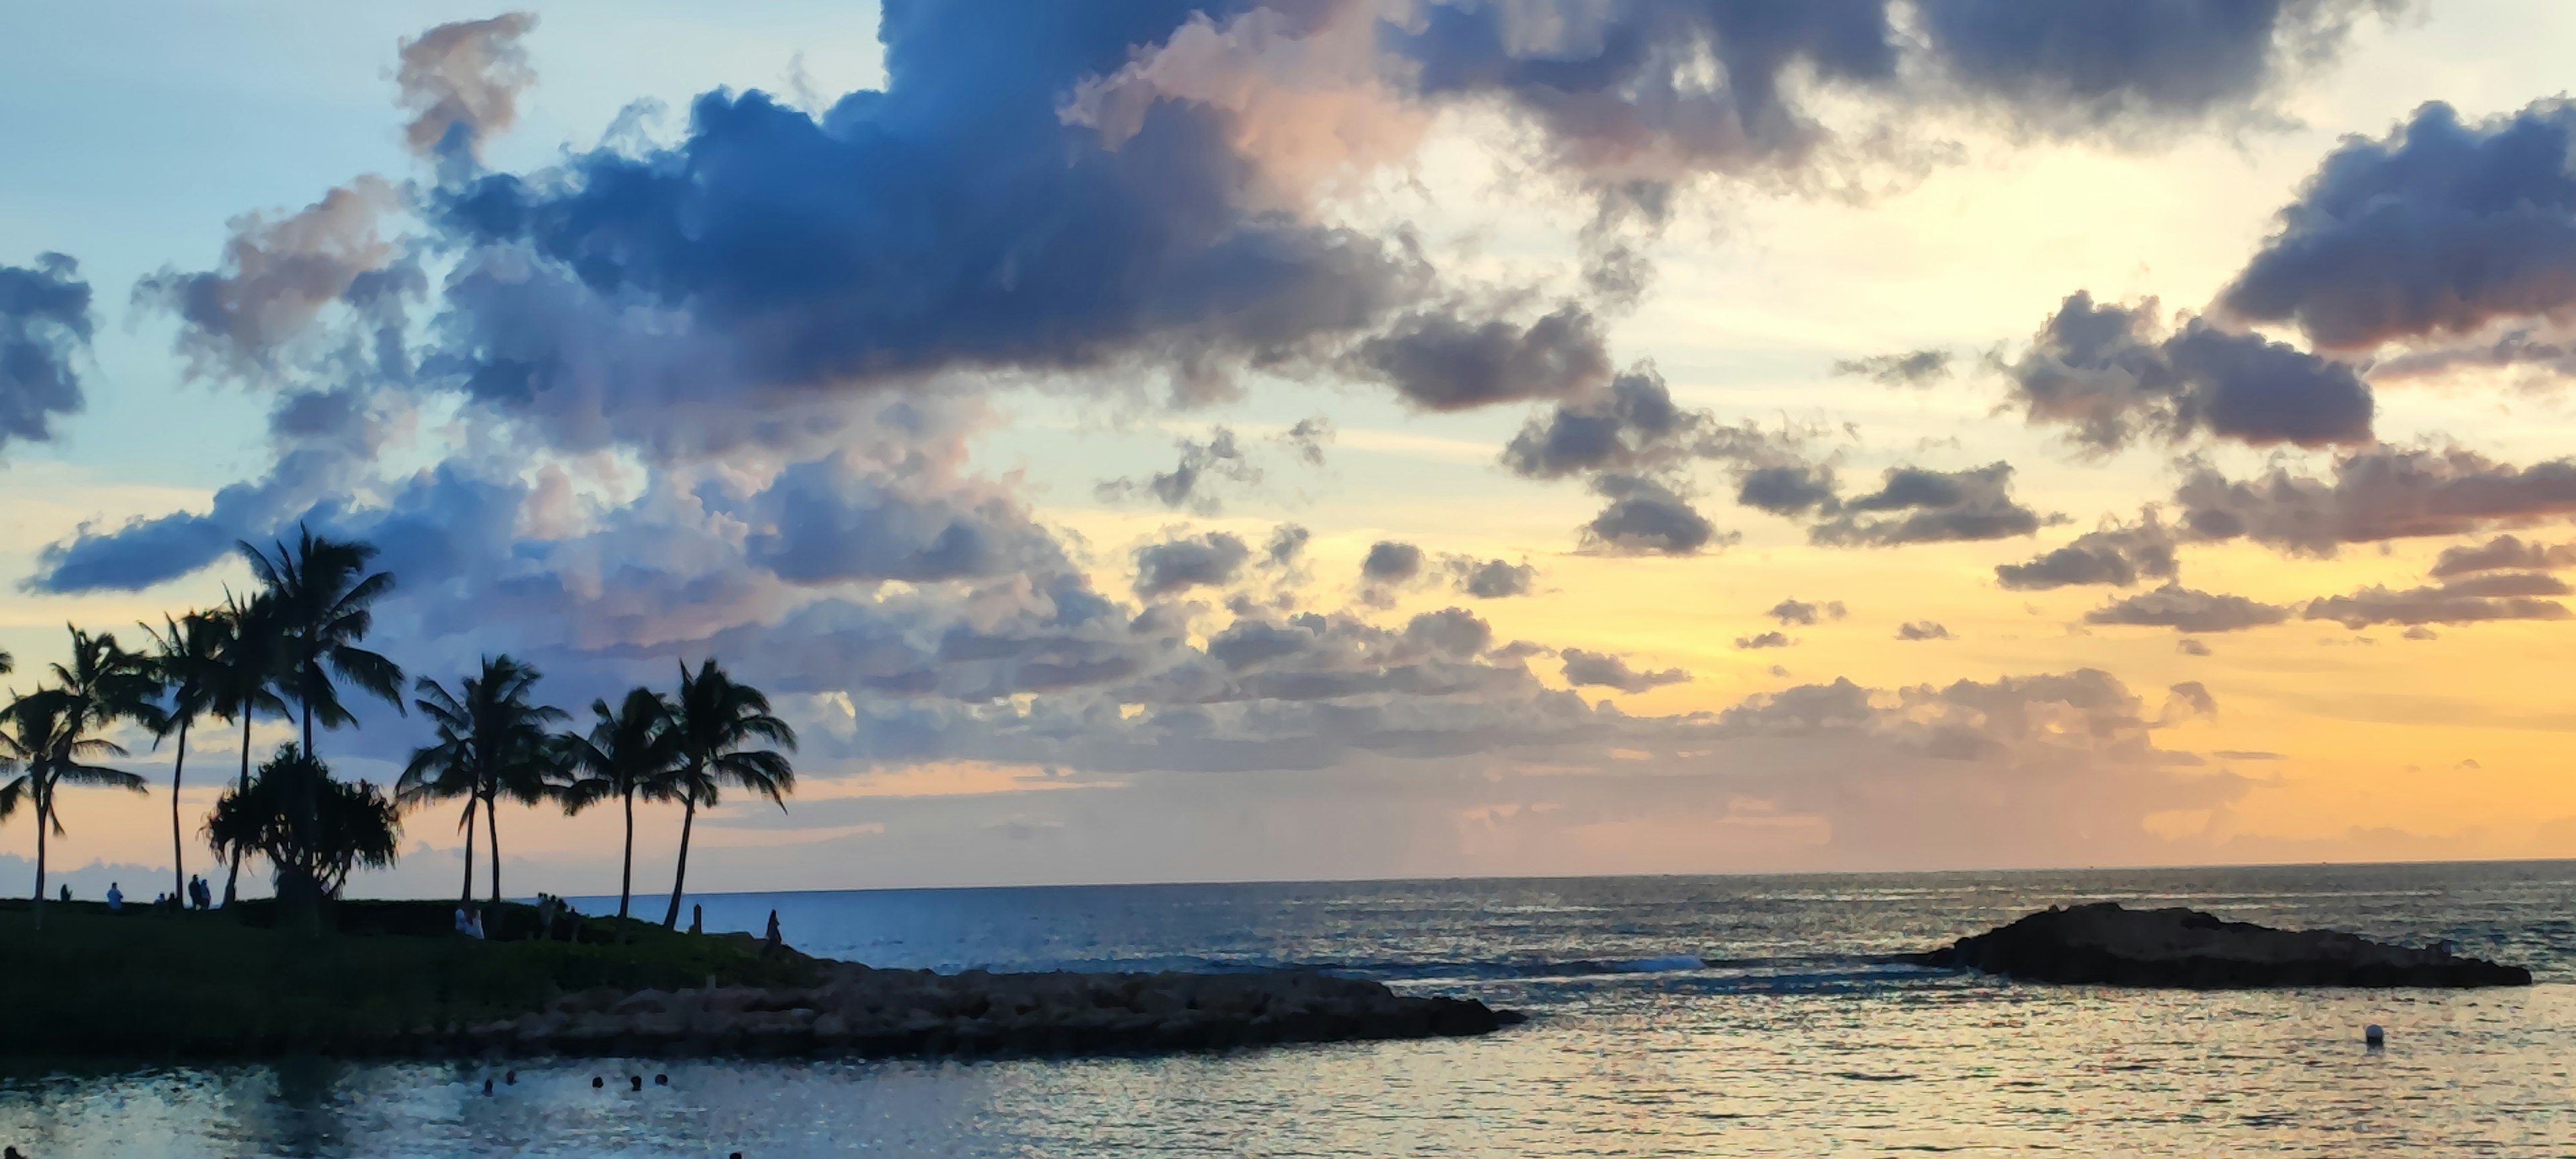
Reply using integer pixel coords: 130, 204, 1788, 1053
1914, 902, 2530, 989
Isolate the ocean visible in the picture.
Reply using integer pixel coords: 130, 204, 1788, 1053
5, 861, 2572, 1156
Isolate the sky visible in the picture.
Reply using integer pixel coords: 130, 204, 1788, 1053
7, 0, 2576, 900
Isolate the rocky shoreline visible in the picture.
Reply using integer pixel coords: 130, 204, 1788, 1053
447, 959, 1523, 1058
1914, 902, 2532, 989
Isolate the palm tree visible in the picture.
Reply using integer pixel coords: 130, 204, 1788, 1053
205, 592, 288, 907
239, 528, 403, 915
142, 610, 227, 899
0, 691, 148, 930
557, 687, 680, 919
208, 743, 400, 899
398, 656, 565, 905
660, 659, 797, 929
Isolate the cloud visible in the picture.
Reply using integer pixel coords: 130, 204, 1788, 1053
1448, 557, 1537, 599
2177, 637, 2212, 656
2430, 535, 2576, 578
1918, 0, 2390, 129
396, 13, 539, 162
743, 453, 1050, 586
1559, 648, 1689, 693
1996, 516, 2180, 590
1896, 620, 1953, 641
1768, 598, 1846, 626
1355, 304, 1614, 411
1833, 349, 1950, 386
1096, 425, 1260, 512
2216, 99, 2576, 355
2176, 445, 2576, 555
1810, 462, 2045, 547
1500, 367, 1690, 480
134, 178, 405, 380
0, 253, 93, 454
1998, 291, 2372, 451
2302, 579, 2573, 628
1580, 474, 1732, 555
1263, 524, 1311, 568
1134, 531, 1252, 598
1735, 463, 1841, 517
2084, 584, 2291, 632
1360, 540, 1424, 585
1734, 631, 1793, 650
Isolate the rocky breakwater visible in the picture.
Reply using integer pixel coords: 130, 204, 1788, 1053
468, 960, 1523, 1058
1914, 902, 2532, 988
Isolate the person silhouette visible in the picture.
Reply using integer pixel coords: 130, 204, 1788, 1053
630, 1074, 643, 1091
654, 1073, 668, 1086
764, 909, 781, 951
592, 1076, 604, 1089
690, 903, 703, 935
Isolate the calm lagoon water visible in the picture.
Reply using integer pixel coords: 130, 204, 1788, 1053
6, 861, 2573, 1156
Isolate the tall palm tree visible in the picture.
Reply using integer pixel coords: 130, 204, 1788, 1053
557, 687, 680, 920
660, 659, 796, 929
205, 592, 289, 907
142, 610, 227, 899
239, 528, 403, 915
398, 655, 565, 905
0, 691, 148, 930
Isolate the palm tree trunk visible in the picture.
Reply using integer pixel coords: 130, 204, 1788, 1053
619, 787, 635, 920
170, 716, 191, 901
32, 776, 48, 932
223, 712, 250, 906
458, 797, 478, 903
661, 791, 698, 929
486, 788, 501, 903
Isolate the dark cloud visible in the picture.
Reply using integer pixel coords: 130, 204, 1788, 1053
2084, 583, 2290, 632
2402, 625, 2437, 640
1996, 517, 2180, 590
1832, 349, 1951, 386
1810, 462, 2045, 547
1895, 620, 1953, 641
1280, 416, 1332, 466
1263, 523, 1311, 568
2175, 445, 2576, 555
2217, 99, 2576, 353
2303, 580, 2573, 628
1734, 631, 1793, 650
2429, 534, 2576, 578
1581, 474, 1732, 556
1768, 598, 1847, 626
1449, 557, 1537, 599
1500, 367, 1687, 480
2164, 680, 2217, 721
0, 253, 93, 454
1354, 304, 1613, 412
743, 455, 1046, 585
1134, 531, 1252, 598
1918, 0, 2390, 128
1360, 540, 1425, 584
2177, 637, 2212, 656
1559, 648, 1688, 694
2000, 291, 2372, 451
396, 13, 539, 162
1096, 426, 1258, 512
1735, 463, 1841, 517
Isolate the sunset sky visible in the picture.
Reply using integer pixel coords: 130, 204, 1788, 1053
7, 0, 2576, 899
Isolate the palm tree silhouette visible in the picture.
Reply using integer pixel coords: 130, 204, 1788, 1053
557, 687, 682, 920
400, 655, 566, 905
238, 529, 404, 917
206, 592, 289, 907
660, 659, 796, 929
209, 743, 400, 899
0, 694, 149, 929
141, 611, 227, 900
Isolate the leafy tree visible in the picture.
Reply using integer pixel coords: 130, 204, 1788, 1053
398, 655, 565, 904
0, 692, 147, 930
206, 592, 290, 907
661, 659, 796, 928
238, 529, 404, 914
557, 687, 680, 919
207, 744, 399, 900
141, 610, 228, 899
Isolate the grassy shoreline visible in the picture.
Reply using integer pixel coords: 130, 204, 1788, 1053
0, 899, 813, 1060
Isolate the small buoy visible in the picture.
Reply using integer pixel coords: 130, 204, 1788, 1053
2365, 1024, 2385, 1048
655, 1073, 669, 1087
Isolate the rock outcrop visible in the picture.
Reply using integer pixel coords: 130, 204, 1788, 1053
1915, 902, 2532, 989
444, 961, 1521, 1058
